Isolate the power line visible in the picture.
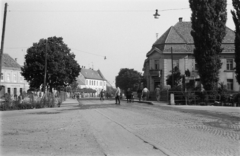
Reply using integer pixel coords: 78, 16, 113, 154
72, 48, 105, 58
7, 3, 233, 13
8, 8, 190, 13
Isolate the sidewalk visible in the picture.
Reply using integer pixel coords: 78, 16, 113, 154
141, 100, 240, 114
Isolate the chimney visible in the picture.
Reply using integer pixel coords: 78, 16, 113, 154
15, 58, 17, 62
179, 17, 183, 22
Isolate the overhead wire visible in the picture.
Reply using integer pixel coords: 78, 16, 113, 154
7, 3, 233, 13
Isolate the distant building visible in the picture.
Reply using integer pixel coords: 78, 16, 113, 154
1, 53, 29, 95
143, 18, 239, 92
76, 68, 107, 95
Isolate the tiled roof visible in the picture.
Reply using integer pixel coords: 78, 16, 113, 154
2, 53, 21, 69
97, 70, 107, 81
76, 73, 86, 85
152, 21, 235, 53
80, 68, 104, 80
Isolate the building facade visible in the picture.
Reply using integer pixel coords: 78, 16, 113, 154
143, 18, 239, 92
1, 54, 29, 96
76, 68, 107, 95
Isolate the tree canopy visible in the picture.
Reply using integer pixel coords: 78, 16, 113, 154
21, 36, 81, 92
115, 68, 141, 92
231, 0, 240, 84
189, 0, 227, 91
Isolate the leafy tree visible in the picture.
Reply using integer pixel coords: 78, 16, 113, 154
231, 0, 240, 84
106, 85, 116, 97
189, 0, 227, 91
166, 67, 183, 88
21, 36, 81, 92
115, 68, 141, 92
69, 80, 79, 92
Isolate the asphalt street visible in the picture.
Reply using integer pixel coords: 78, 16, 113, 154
1, 98, 240, 156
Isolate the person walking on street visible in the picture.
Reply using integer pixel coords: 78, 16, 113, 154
155, 85, 161, 102
142, 86, 149, 101
137, 86, 142, 102
115, 87, 121, 105
100, 89, 105, 101
126, 88, 132, 103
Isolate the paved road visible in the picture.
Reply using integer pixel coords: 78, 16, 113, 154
1, 98, 240, 156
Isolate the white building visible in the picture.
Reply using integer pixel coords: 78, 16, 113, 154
0, 53, 29, 96
76, 68, 107, 95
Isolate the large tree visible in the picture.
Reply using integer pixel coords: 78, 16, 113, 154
115, 68, 141, 92
21, 36, 81, 92
189, 0, 227, 91
231, 0, 240, 84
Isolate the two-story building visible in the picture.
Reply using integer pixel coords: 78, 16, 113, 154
143, 18, 240, 92
76, 68, 107, 96
0, 53, 29, 96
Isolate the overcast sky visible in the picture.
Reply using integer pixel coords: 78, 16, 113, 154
0, 0, 235, 86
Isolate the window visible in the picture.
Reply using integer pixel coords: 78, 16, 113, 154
13, 74, 17, 82
173, 60, 179, 68
1, 73, 3, 81
7, 74, 10, 82
86, 80, 88, 85
227, 79, 233, 90
226, 59, 233, 70
154, 60, 159, 70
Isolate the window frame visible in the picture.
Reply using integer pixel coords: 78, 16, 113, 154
154, 60, 159, 70
227, 79, 233, 90
226, 59, 234, 70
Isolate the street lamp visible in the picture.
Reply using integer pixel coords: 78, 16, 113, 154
153, 9, 160, 19
154, 10, 174, 89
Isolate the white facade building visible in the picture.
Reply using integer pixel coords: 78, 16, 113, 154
77, 68, 107, 96
0, 54, 29, 96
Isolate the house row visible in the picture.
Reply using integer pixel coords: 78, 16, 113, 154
0, 53, 110, 97
143, 18, 240, 92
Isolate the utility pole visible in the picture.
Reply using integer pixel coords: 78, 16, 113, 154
43, 40, 47, 93
171, 47, 174, 88
0, 3, 8, 86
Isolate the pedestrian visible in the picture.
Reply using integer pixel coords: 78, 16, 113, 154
155, 85, 161, 102
142, 86, 149, 101
126, 88, 131, 103
137, 86, 142, 102
115, 87, 121, 105
100, 89, 104, 101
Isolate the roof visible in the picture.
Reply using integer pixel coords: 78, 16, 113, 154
97, 70, 107, 81
2, 53, 21, 69
80, 68, 104, 80
150, 21, 235, 55
76, 73, 86, 85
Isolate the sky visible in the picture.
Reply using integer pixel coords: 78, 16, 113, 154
0, 0, 235, 86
